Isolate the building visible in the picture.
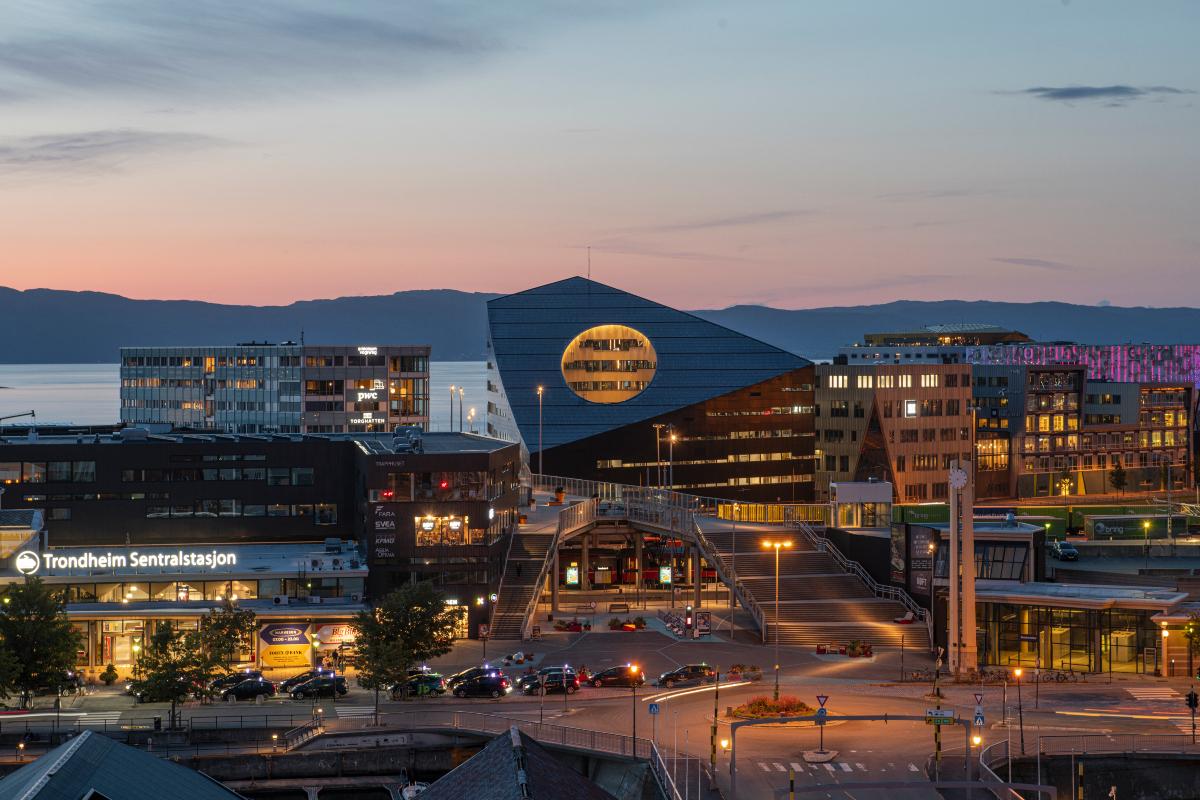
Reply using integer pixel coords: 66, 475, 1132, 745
120, 343, 430, 434
814, 363, 974, 502
486, 277, 816, 502
0, 427, 521, 673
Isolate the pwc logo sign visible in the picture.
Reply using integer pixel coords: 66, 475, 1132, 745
14, 551, 40, 575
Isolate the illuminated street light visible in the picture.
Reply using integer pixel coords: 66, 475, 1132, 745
761, 539, 793, 700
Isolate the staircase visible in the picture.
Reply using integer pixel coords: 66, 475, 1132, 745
489, 530, 555, 640
703, 525, 930, 650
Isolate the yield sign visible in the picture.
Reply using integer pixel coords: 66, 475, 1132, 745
816, 695, 829, 708
974, 693, 984, 705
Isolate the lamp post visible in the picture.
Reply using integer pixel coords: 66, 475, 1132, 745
630, 664, 640, 750
762, 539, 793, 701
1014, 667, 1025, 755
1162, 625, 1170, 676
1144, 519, 1152, 570
467, 407, 476, 434
458, 387, 465, 432
652, 423, 667, 487
449, 385, 456, 432
537, 386, 544, 478
668, 429, 677, 491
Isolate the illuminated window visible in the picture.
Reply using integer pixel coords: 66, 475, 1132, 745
827, 374, 848, 389
561, 325, 657, 403
904, 400, 918, 418
920, 374, 939, 388
856, 375, 873, 389
899, 375, 913, 388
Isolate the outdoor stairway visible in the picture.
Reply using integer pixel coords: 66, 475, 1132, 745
489, 530, 556, 640
705, 526, 929, 650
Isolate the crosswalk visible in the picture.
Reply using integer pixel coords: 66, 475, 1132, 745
78, 711, 124, 727
331, 705, 376, 718
754, 760, 922, 776
1127, 687, 1180, 701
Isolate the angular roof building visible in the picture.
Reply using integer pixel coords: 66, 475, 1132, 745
486, 277, 816, 501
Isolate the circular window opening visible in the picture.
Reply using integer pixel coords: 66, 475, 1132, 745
561, 324, 658, 404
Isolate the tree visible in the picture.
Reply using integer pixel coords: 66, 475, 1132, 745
136, 622, 216, 729
199, 599, 257, 674
1109, 461, 1128, 496
0, 578, 82, 708
353, 582, 457, 721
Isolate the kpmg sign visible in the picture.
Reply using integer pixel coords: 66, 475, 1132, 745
13, 548, 237, 575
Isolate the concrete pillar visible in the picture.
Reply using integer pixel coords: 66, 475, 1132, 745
634, 534, 643, 604
581, 534, 591, 591
693, 546, 702, 610
551, 548, 560, 612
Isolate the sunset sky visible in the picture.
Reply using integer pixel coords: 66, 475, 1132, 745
0, 1, 1196, 309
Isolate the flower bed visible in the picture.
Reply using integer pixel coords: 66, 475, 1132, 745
607, 616, 647, 631
732, 695, 814, 719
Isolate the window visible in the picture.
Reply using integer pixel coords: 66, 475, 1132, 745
920, 374, 939, 388
22, 462, 46, 483
0, 462, 20, 484
243, 504, 266, 517
898, 375, 912, 388
267, 504, 290, 517
72, 461, 96, 482
315, 504, 337, 525
826, 374, 848, 389
267, 468, 291, 486
291, 467, 314, 486
904, 400, 918, 418
856, 375, 873, 389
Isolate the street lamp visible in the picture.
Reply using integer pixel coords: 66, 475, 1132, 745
458, 387, 465, 432
652, 423, 667, 487
468, 407, 476, 433
477, 595, 491, 660
1013, 667, 1025, 755
449, 385, 457, 431
762, 539, 793, 701
537, 386, 544, 478
1163, 625, 1171, 676
668, 430, 677, 490
630, 664, 640, 750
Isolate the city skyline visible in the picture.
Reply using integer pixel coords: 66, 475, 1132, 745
1, 2, 1197, 309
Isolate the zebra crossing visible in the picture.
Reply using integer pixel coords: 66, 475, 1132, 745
1127, 687, 1180, 702
78, 711, 124, 727
331, 705, 377, 718
754, 760, 921, 776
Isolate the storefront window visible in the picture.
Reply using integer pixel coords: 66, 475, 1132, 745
315, 503, 337, 525
415, 516, 479, 546
150, 582, 176, 601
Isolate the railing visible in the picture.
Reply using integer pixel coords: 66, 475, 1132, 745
519, 498, 596, 639
282, 719, 324, 750
798, 521, 928, 624
979, 739, 1025, 799
692, 515, 765, 634
1038, 732, 1200, 755
715, 501, 829, 525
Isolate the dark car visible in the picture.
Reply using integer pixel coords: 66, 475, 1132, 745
1049, 540, 1079, 561
222, 677, 276, 701
393, 673, 446, 698
452, 674, 512, 699
589, 665, 645, 689
126, 677, 201, 703
446, 667, 494, 690
658, 664, 715, 689
290, 675, 348, 700
280, 669, 336, 693
518, 669, 579, 695
211, 670, 263, 693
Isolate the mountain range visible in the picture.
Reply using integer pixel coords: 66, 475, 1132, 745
1, 285, 1198, 364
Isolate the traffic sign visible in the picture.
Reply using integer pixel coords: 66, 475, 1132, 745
925, 709, 956, 725
816, 695, 829, 708
815, 707, 828, 726
974, 711, 985, 727
648, 703, 660, 716
974, 693, 984, 705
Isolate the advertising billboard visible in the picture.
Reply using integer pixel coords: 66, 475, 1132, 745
259, 623, 313, 668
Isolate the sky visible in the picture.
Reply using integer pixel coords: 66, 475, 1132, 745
0, 1, 1197, 310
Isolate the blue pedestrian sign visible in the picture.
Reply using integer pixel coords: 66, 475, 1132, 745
648, 703, 660, 716
815, 707, 828, 718
974, 711, 985, 727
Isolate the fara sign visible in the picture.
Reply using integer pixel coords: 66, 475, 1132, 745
14, 549, 237, 575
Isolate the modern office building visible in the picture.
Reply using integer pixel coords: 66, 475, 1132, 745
120, 343, 430, 434
0, 427, 521, 673
486, 277, 817, 502
814, 363, 974, 502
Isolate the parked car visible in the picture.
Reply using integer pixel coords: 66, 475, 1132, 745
518, 668, 579, 695
446, 666, 496, 690
589, 664, 645, 689
452, 674, 512, 699
280, 669, 336, 693
393, 673, 447, 698
211, 670, 262, 693
290, 675, 348, 700
657, 664, 715, 689
222, 677, 276, 701
1049, 540, 1079, 561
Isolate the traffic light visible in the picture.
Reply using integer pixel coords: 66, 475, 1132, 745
1186, 690, 1198, 711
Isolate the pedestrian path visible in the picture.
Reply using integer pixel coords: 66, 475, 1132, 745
754, 760, 922, 776
1127, 687, 1180, 702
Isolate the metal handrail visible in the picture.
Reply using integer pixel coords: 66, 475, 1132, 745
798, 522, 927, 622
691, 515, 765, 633
519, 499, 596, 639
978, 739, 1024, 800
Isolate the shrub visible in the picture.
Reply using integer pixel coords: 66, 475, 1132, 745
633, 616, 646, 628
608, 617, 623, 630
100, 664, 119, 686
733, 695, 814, 719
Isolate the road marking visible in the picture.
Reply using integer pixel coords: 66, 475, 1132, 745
774, 762, 786, 772
839, 762, 852, 772
823, 763, 836, 773
79, 711, 124, 725
759, 762, 772, 772
1128, 688, 1180, 700
332, 705, 377, 717
790, 762, 806, 773
908, 763, 920, 772
641, 681, 751, 704
855, 763, 867, 771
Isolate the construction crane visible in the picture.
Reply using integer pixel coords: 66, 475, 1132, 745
0, 410, 35, 424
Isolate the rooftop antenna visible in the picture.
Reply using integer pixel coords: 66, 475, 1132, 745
300, 329, 305, 346
587, 246, 591, 281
